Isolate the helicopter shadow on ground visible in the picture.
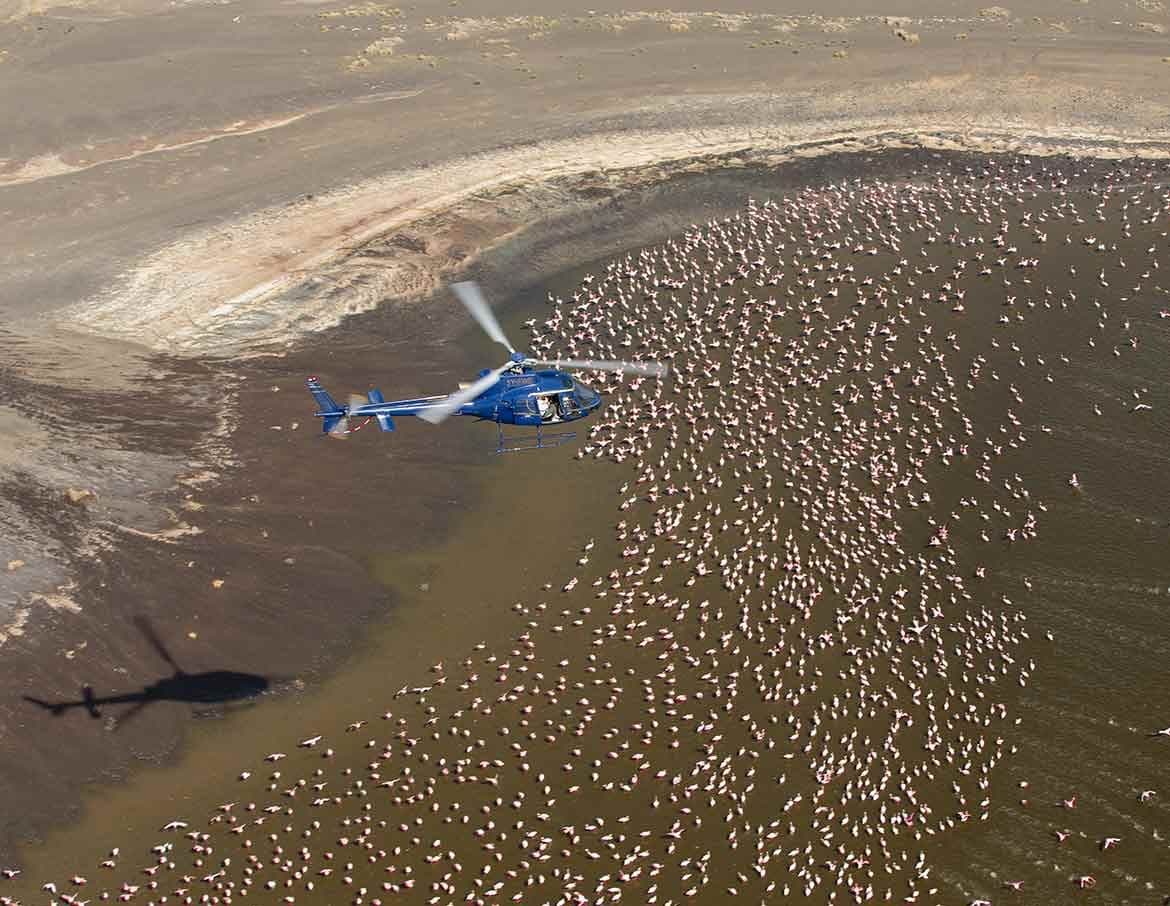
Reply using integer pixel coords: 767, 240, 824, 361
22, 615, 281, 730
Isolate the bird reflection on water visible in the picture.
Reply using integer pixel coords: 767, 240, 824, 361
22, 616, 272, 729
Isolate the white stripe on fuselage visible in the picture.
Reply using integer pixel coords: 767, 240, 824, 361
351, 395, 450, 415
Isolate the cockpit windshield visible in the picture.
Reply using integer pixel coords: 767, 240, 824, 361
559, 392, 581, 417
572, 380, 600, 407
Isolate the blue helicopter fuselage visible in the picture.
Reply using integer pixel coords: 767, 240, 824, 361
307, 366, 602, 434
456, 368, 603, 426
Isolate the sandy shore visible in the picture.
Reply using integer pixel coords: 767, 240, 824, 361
3, 0, 1170, 872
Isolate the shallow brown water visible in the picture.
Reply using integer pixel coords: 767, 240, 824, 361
5, 151, 1170, 906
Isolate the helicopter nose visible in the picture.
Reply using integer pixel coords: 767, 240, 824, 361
579, 385, 601, 408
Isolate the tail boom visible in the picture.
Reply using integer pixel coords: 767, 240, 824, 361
307, 376, 451, 434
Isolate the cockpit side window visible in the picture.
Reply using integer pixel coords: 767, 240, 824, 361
572, 380, 601, 407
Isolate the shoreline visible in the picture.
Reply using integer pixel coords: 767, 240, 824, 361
59, 121, 1170, 358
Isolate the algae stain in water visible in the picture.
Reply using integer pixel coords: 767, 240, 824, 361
365, 549, 438, 596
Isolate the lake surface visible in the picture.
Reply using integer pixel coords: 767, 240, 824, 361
6, 150, 1169, 906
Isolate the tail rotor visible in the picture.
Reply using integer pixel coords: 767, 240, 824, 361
308, 376, 374, 437
327, 394, 372, 438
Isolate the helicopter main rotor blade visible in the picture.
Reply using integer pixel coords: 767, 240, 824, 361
132, 615, 182, 674
526, 358, 669, 377
452, 282, 514, 355
418, 361, 512, 425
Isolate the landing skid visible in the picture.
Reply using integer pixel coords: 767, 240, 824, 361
494, 422, 576, 455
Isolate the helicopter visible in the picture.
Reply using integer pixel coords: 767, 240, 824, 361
307, 281, 668, 453
23, 616, 271, 729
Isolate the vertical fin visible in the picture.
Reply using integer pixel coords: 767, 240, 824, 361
306, 376, 342, 414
